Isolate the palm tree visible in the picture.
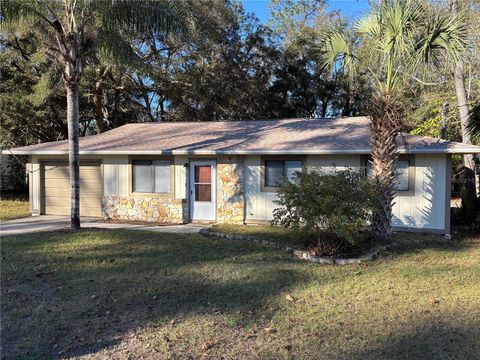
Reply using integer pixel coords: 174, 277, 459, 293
319, 0, 466, 240
1, 0, 190, 229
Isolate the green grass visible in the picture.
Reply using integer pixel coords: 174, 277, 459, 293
210, 223, 309, 249
1, 229, 479, 359
0, 198, 30, 222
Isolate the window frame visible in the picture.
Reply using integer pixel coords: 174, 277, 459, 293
361, 154, 415, 196
260, 156, 305, 192
129, 156, 174, 197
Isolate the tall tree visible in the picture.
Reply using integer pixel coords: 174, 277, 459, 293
1, 0, 189, 229
449, 0, 476, 196
320, 0, 466, 240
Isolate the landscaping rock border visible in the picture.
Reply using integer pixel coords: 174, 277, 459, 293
199, 228, 389, 265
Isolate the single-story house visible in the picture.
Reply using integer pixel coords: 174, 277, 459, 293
6, 117, 480, 234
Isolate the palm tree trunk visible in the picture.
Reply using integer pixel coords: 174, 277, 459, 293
369, 92, 404, 241
67, 82, 81, 229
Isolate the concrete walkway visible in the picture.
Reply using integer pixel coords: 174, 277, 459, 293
0, 215, 207, 237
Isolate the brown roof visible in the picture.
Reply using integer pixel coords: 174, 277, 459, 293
6, 117, 480, 155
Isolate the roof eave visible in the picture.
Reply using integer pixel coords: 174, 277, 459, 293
4, 147, 480, 156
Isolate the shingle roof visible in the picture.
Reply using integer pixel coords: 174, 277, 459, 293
6, 117, 480, 155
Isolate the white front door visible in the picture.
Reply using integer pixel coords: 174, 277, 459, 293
190, 160, 216, 221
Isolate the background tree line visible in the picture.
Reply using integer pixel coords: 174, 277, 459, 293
0, 0, 368, 147
1, 0, 478, 150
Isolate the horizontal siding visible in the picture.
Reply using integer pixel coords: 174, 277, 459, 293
44, 205, 101, 217
42, 161, 102, 217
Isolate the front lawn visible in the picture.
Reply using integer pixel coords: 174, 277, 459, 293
0, 197, 30, 222
1, 229, 479, 359
210, 223, 309, 249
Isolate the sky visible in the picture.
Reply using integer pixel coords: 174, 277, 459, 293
241, 0, 370, 23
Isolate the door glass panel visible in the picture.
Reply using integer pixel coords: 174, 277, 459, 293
195, 165, 211, 183
195, 184, 211, 201
194, 165, 212, 202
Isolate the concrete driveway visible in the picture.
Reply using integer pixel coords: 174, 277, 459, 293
0, 216, 98, 236
0, 216, 207, 237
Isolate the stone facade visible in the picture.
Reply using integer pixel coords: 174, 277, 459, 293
102, 196, 187, 223
101, 155, 246, 224
216, 155, 244, 223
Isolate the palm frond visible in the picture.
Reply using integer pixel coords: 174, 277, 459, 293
0, 0, 49, 27
355, 13, 381, 37
96, 28, 143, 69
415, 11, 467, 67
318, 28, 357, 79
382, 0, 423, 57
30, 62, 63, 105
96, 0, 192, 38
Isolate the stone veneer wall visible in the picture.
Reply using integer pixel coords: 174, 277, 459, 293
102, 196, 187, 223
216, 155, 245, 223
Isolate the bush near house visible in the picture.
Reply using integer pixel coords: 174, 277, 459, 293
273, 168, 381, 257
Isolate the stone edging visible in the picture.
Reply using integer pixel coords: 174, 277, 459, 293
199, 228, 389, 265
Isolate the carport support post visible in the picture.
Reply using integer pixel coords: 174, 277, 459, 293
67, 83, 81, 229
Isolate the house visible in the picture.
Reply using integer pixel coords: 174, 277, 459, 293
6, 117, 480, 234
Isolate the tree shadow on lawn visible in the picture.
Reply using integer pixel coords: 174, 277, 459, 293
383, 231, 479, 259
1, 229, 320, 359
341, 319, 480, 360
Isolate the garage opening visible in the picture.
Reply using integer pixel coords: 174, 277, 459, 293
41, 161, 102, 217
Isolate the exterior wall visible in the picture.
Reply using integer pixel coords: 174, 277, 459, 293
29, 153, 450, 232
101, 155, 188, 223
245, 154, 361, 222
216, 155, 244, 223
103, 155, 129, 197
29, 156, 41, 215
392, 153, 449, 232
102, 196, 187, 223
244, 153, 449, 233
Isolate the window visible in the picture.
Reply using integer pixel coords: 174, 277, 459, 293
365, 158, 413, 193
132, 160, 170, 193
264, 159, 303, 188
395, 160, 410, 191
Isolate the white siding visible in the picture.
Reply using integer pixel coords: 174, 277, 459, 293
103, 155, 186, 198
30, 156, 40, 213
245, 153, 448, 232
392, 154, 447, 231
245, 156, 276, 221
103, 155, 128, 197
174, 155, 188, 199
245, 154, 361, 222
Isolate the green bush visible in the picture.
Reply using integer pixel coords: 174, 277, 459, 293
272, 167, 381, 255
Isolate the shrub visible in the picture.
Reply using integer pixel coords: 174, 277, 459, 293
272, 167, 381, 255
452, 188, 480, 229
